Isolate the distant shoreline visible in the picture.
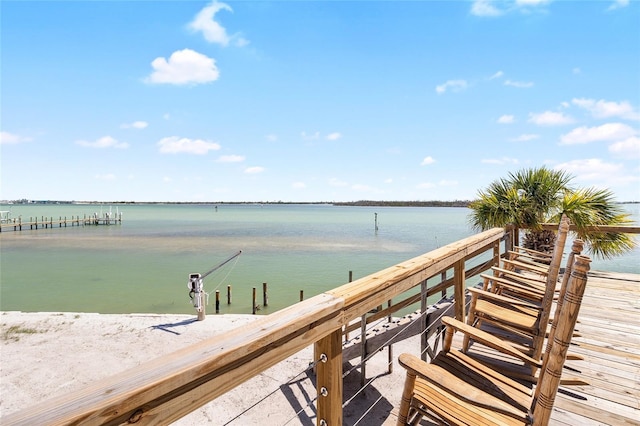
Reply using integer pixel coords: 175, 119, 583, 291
2, 200, 638, 207
3, 200, 473, 207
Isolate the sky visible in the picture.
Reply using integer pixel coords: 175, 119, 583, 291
1, 0, 639, 203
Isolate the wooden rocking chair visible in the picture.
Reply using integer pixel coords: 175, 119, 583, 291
462, 215, 571, 363
397, 254, 591, 426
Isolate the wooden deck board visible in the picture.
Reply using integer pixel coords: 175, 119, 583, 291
448, 270, 640, 426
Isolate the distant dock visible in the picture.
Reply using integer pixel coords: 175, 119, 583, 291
0, 212, 122, 232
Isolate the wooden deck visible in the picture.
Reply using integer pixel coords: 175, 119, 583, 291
451, 269, 640, 426
550, 270, 640, 425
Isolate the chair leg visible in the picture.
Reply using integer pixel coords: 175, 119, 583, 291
397, 371, 417, 426
463, 315, 480, 352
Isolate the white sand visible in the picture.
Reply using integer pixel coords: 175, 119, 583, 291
1, 311, 419, 425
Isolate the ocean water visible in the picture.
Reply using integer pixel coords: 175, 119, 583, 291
1, 203, 638, 315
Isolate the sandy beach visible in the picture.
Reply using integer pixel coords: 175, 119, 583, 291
0, 311, 416, 425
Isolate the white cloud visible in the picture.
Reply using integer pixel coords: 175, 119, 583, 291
217, 154, 245, 163
418, 181, 460, 189
571, 98, 640, 121
235, 37, 250, 47
163, 113, 171, 120
301, 131, 320, 140
470, 0, 504, 17
435, 80, 468, 94
555, 159, 624, 182
120, 121, 148, 129
326, 132, 342, 141
421, 156, 436, 166
329, 178, 348, 187
504, 80, 534, 88
157, 136, 221, 154
497, 114, 515, 124
188, 1, 232, 46
516, 0, 551, 5
0, 131, 32, 144
572, 67, 581, 75
609, 136, 640, 159
266, 134, 278, 142
146, 49, 219, 85
76, 136, 129, 149
95, 173, 116, 181
188, 1, 248, 47
163, 176, 172, 183
244, 166, 265, 174
528, 111, 575, 126
560, 123, 637, 145
292, 182, 306, 189
608, 0, 630, 11
481, 157, 519, 165
472, 0, 551, 17
489, 70, 504, 80
510, 134, 540, 142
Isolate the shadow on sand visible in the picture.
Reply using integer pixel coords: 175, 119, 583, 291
151, 318, 199, 335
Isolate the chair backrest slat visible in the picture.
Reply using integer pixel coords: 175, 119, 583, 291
531, 214, 570, 361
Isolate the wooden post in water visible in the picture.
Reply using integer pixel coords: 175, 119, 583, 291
252, 287, 257, 314
215, 291, 220, 314
227, 285, 232, 304
263, 282, 268, 307
299, 290, 304, 301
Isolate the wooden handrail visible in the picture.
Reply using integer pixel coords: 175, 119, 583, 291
2, 228, 505, 426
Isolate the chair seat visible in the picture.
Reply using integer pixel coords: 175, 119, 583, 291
400, 351, 532, 425
474, 299, 540, 332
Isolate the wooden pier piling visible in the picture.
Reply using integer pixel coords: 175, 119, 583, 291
252, 287, 257, 314
263, 282, 268, 307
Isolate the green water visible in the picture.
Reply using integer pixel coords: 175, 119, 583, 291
1, 203, 638, 315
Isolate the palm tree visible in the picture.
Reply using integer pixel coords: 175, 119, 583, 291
468, 167, 636, 259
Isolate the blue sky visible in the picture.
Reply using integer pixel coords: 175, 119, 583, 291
2, 0, 639, 202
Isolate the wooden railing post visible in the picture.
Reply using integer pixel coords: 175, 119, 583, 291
493, 240, 501, 267
315, 329, 343, 426
453, 259, 465, 323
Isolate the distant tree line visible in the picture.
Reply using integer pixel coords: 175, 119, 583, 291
332, 200, 471, 207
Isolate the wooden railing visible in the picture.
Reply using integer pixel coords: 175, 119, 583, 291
2, 228, 505, 426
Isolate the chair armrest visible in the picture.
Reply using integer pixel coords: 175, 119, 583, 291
442, 317, 542, 368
